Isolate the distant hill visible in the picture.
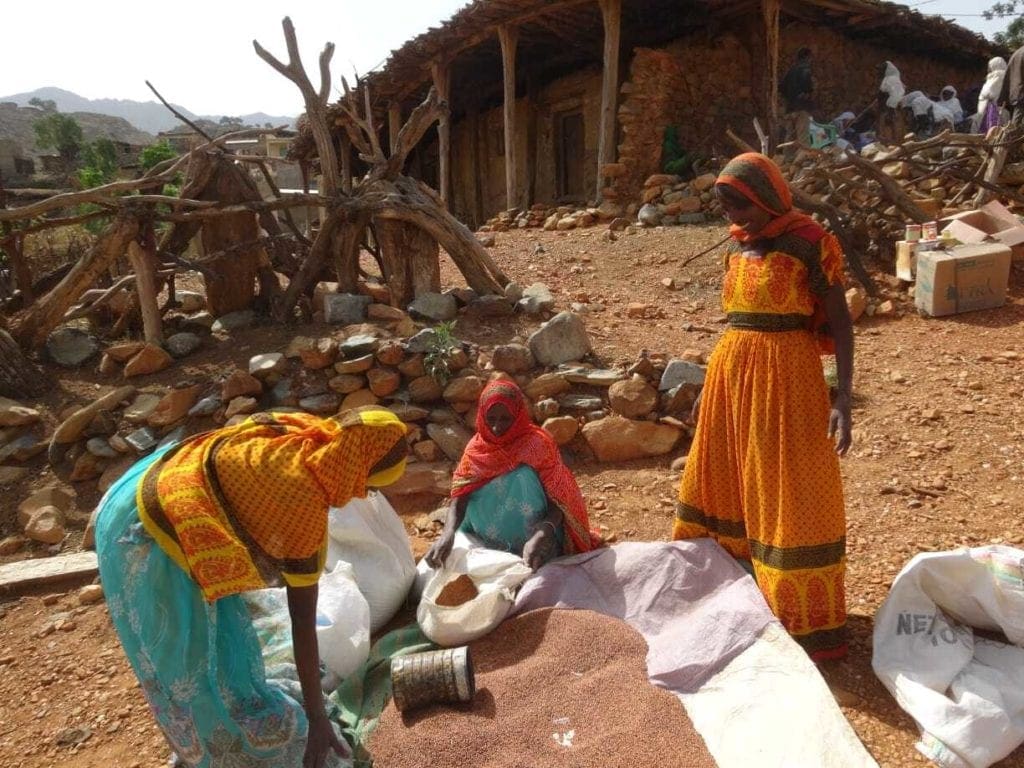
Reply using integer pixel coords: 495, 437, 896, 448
0, 87, 296, 135
0, 102, 156, 159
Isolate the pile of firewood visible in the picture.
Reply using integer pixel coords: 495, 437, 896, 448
773, 127, 1024, 256
720, 126, 1024, 290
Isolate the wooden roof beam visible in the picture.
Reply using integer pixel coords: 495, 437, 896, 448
386, 0, 602, 101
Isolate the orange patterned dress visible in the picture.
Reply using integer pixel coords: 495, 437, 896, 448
138, 409, 408, 601
674, 222, 848, 661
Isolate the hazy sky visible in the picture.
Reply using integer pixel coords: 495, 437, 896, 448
0, 0, 1006, 117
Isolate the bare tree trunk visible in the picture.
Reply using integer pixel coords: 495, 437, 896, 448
333, 217, 369, 294
157, 151, 217, 259
375, 219, 440, 307
275, 215, 341, 320
8, 233, 34, 305
0, 329, 50, 398
9, 213, 140, 348
372, 177, 508, 295
256, 18, 509, 319
199, 159, 268, 315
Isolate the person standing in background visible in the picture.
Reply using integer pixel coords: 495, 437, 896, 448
780, 48, 814, 142
998, 45, 1024, 128
975, 56, 1008, 133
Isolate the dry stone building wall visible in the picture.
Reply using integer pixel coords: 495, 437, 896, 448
612, 24, 985, 204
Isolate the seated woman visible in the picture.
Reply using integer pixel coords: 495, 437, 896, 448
425, 379, 600, 571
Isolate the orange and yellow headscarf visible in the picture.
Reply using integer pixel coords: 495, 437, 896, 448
716, 152, 818, 244
138, 408, 408, 601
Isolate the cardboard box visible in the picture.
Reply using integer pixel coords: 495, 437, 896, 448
941, 201, 1024, 261
914, 243, 1012, 317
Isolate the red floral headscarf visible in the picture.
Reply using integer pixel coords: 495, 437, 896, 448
451, 380, 600, 554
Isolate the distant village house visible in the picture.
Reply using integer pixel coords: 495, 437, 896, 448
0, 138, 35, 181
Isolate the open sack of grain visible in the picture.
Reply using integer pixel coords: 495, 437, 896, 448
416, 534, 533, 647
358, 540, 877, 768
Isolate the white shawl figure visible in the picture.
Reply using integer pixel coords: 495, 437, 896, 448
880, 61, 906, 108
939, 86, 964, 125
973, 56, 1009, 133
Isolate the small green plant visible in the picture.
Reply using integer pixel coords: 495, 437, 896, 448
423, 321, 460, 386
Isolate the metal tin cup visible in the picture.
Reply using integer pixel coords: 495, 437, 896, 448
390, 646, 476, 712
905, 223, 922, 242
922, 221, 938, 240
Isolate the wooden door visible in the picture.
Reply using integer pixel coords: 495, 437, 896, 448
556, 110, 585, 202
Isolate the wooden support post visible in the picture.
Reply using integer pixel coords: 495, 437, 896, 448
526, 76, 539, 209
761, 0, 781, 151
388, 102, 403, 154
10, 233, 33, 304
596, 0, 621, 202
430, 62, 452, 207
498, 25, 519, 212
127, 240, 163, 345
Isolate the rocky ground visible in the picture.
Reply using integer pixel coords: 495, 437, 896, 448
1, 223, 1022, 767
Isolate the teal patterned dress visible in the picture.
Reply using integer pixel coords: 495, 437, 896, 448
95, 447, 348, 768
458, 464, 566, 557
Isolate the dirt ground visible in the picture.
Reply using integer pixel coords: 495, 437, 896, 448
1, 223, 1022, 767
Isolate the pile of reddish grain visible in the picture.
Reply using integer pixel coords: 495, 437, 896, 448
434, 574, 479, 607
369, 608, 716, 768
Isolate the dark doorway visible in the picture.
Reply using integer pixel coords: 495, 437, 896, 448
555, 110, 585, 202
418, 138, 440, 193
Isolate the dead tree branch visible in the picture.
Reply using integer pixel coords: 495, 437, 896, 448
254, 17, 340, 194
146, 80, 213, 142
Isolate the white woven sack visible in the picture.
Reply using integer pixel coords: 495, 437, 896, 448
417, 543, 533, 647
314, 561, 372, 679
326, 492, 417, 632
873, 546, 1024, 768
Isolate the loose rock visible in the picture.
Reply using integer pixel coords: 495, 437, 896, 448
543, 416, 579, 445
25, 505, 67, 545
609, 378, 658, 418
124, 344, 173, 377
528, 312, 591, 366
582, 416, 681, 462
46, 327, 98, 367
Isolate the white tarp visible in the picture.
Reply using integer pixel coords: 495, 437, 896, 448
515, 540, 877, 768
680, 623, 876, 768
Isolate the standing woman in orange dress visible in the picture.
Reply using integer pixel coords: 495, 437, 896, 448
673, 152, 854, 662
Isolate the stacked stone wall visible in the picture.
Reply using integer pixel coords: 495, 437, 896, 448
612, 24, 986, 205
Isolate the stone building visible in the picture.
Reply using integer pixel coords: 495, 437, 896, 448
0, 139, 34, 181
359, 0, 997, 229
226, 128, 302, 189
